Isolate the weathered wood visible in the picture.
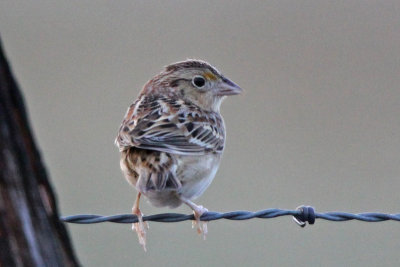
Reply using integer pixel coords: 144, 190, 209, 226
0, 37, 80, 266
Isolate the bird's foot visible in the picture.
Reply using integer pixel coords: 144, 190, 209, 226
132, 207, 149, 251
180, 197, 209, 240
191, 205, 208, 240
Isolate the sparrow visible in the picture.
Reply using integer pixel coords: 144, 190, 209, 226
115, 59, 242, 250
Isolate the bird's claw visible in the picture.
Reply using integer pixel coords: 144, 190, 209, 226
192, 205, 208, 240
132, 208, 149, 251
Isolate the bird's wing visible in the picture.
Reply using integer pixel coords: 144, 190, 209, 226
115, 95, 225, 155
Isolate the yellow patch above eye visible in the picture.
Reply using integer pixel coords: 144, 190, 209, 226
204, 72, 217, 81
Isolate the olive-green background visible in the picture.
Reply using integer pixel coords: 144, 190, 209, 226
1, 1, 400, 266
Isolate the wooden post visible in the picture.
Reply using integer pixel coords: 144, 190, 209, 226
0, 37, 80, 266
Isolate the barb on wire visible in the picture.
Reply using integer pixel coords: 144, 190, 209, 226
61, 206, 400, 227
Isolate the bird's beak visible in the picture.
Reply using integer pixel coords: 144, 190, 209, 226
215, 77, 243, 96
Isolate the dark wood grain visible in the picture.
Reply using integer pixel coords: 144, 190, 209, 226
0, 37, 80, 267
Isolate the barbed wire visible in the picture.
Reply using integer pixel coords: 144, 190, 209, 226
61, 206, 400, 227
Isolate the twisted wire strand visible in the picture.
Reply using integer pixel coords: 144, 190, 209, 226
60, 206, 400, 227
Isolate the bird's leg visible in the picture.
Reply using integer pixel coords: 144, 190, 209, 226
180, 197, 208, 239
132, 192, 149, 251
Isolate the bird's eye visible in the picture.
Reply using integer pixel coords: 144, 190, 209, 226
192, 76, 206, 88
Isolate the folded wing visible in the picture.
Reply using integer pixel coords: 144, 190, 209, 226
116, 95, 225, 155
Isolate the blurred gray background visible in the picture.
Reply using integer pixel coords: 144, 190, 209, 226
1, 1, 400, 266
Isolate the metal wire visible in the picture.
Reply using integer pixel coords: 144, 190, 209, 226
61, 206, 400, 227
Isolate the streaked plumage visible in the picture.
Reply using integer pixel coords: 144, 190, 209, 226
115, 59, 241, 250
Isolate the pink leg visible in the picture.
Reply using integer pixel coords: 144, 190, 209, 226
132, 192, 149, 251
180, 197, 208, 239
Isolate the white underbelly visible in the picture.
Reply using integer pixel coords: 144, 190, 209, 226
143, 153, 222, 208
176, 153, 222, 200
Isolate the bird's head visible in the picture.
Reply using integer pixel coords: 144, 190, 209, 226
143, 59, 242, 112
